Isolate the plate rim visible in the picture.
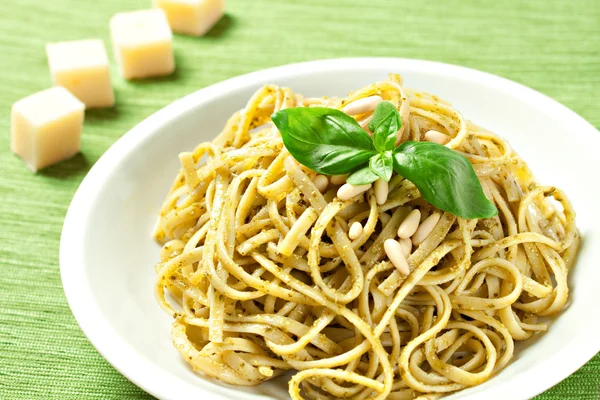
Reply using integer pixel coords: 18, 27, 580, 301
60, 57, 600, 400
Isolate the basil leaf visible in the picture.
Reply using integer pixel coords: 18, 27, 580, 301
369, 151, 393, 181
272, 107, 376, 175
347, 165, 379, 185
393, 142, 498, 219
370, 101, 401, 152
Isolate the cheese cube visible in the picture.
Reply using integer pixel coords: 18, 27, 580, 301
152, 0, 225, 36
110, 9, 175, 79
11, 87, 84, 172
46, 39, 115, 108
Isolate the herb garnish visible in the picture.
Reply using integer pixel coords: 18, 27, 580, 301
271, 101, 497, 219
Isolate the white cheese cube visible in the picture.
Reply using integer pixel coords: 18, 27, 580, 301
110, 9, 175, 79
46, 39, 115, 108
11, 87, 84, 172
152, 0, 225, 36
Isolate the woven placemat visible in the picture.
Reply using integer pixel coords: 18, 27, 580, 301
1, 0, 598, 398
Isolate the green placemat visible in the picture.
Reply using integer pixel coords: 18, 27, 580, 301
1, 0, 598, 398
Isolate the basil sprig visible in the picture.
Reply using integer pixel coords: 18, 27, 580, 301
370, 101, 401, 152
271, 102, 497, 219
393, 142, 497, 219
269, 107, 375, 175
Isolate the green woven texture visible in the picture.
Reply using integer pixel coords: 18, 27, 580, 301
1, 0, 599, 398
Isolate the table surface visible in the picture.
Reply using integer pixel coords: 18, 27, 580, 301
1, 0, 599, 399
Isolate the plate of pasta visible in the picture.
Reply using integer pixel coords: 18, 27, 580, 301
60, 58, 600, 400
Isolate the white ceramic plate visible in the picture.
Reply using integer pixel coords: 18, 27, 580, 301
60, 58, 600, 400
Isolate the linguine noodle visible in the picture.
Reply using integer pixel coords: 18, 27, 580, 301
153, 75, 579, 399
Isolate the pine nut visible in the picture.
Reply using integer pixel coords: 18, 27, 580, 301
384, 239, 410, 275
373, 178, 389, 205
359, 115, 373, 131
330, 174, 348, 185
412, 212, 442, 245
312, 174, 329, 193
342, 95, 383, 115
398, 209, 421, 239
337, 183, 371, 201
424, 130, 450, 145
380, 212, 392, 227
348, 221, 363, 240
399, 238, 412, 256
